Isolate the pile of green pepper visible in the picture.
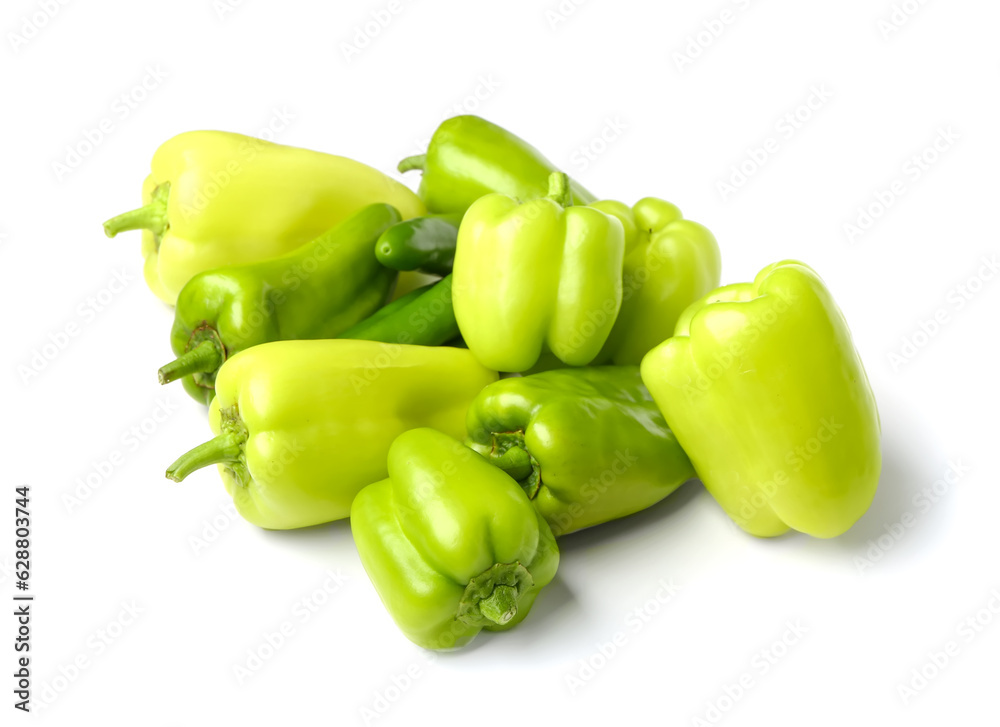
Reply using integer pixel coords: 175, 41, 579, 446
106, 115, 881, 650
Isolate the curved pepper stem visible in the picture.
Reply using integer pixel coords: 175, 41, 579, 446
397, 154, 427, 174
158, 339, 224, 385
485, 432, 542, 499
546, 172, 572, 208
103, 183, 170, 238
165, 431, 244, 483
478, 585, 518, 626
491, 445, 534, 482
457, 561, 533, 628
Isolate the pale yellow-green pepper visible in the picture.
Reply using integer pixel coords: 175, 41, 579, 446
103, 131, 425, 304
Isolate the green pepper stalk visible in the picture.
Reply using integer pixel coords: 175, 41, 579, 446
398, 115, 596, 215
466, 366, 695, 536
351, 428, 559, 650
103, 130, 425, 305
166, 341, 498, 529
158, 204, 401, 404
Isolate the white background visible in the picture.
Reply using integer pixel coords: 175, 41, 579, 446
2, 0, 998, 724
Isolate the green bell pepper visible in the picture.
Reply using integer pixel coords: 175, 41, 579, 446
158, 204, 400, 405
398, 115, 595, 214
351, 428, 559, 650
375, 214, 462, 276
452, 172, 625, 372
640, 260, 882, 538
591, 198, 721, 365
466, 366, 695, 536
165, 340, 497, 529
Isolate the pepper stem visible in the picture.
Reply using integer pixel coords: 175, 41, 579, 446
165, 432, 244, 483
546, 172, 572, 208
158, 340, 223, 385
491, 445, 534, 482
397, 154, 427, 174
103, 183, 170, 238
478, 585, 519, 626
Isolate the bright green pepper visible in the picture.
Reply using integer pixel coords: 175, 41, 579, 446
466, 366, 695, 536
351, 428, 559, 650
158, 204, 401, 405
375, 214, 462, 276
398, 115, 595, 214
337, 275, 459, 347
640, 261, 882, 538
452, 173, 625, 372
591, 198, 721, 365
165, 341, 497, 529
103, 130, 425, 305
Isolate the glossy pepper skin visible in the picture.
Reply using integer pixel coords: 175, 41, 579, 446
351, 428, 559, 650
466, 367, 694, 536
337, 275, 459, 347
165, 341, 497, 529
159, 204, 401, 405
640, 261, 881, 538
398, 115, 595, 215
103, 130, 425, 305
375, 214, 461, 276
453, 173, 625, 372
590, 198, 721, 365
